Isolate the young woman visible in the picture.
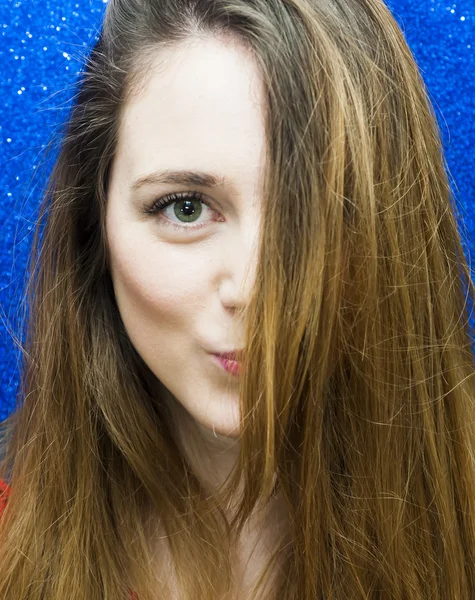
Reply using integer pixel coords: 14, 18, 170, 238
1, 0, 475, 598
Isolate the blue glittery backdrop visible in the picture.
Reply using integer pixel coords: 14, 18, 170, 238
0, 1, 474, 418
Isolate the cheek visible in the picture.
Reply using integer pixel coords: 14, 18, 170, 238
108, 234, 211, 380
107, 225, 207, 328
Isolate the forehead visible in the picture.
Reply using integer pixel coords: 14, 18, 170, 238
113, 36, 267, 189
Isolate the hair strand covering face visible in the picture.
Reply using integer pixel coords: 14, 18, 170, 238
1, 0, 475, 598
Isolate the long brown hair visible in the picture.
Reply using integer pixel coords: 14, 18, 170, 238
2, 0, 475, 598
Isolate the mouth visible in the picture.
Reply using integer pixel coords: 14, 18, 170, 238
211, 348, 246, 362
216, 351, 240, 362
210, 353, 241, 376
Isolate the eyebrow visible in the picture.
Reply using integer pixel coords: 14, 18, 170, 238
130, 169, 230, 192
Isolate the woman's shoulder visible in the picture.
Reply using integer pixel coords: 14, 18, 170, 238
0, 479, 10, 516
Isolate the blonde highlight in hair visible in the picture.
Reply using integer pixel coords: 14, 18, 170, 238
2, 0, 475, 598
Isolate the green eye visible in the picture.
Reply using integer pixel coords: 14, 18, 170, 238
142, 190, 218, 232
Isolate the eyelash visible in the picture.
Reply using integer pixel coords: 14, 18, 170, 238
141, 191, 218, 231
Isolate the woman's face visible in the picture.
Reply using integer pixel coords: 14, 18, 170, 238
106, 35, 266, 438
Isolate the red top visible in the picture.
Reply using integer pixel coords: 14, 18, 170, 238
0, 479, 139, 599
0, 478, 10, 516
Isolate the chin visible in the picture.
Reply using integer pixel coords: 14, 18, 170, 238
197, 409, 241, 440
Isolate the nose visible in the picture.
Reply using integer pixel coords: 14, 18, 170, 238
218, 216, 260, 312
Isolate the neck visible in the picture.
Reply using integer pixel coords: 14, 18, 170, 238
144, 380, 290, 597
167, 390, 242, 494
156, 381, 285, 520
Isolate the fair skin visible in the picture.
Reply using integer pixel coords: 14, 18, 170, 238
106, 35, 287, 596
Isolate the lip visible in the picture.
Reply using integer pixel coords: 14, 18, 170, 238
211, 353, 241, 376
211, 349, 245, 361
216, 351, 239, 361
